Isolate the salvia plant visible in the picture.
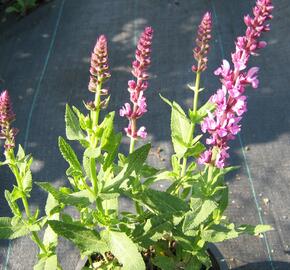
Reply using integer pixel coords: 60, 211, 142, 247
0, 0, 274, 269
5, 0, 38, 16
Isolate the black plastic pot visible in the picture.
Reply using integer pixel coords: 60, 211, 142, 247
75, 244, 228, 270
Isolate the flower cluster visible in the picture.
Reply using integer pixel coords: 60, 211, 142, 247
120, 27, 153, 139
89, 35, 110, 92
199, 0, 273, 168
0, 90, 18, 150
192, 12, 212, 73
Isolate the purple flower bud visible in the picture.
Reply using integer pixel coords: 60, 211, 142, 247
192, 12, 212, 73
0, 90, 17, 150
120, 27, 154, 140
88, 35, 110, 92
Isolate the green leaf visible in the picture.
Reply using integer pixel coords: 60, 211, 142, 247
34, 255, 58, 270
189, 100, 216, 124
16, 144, 25, 160
160, 95, 192, 157
136, 189, 189, 215
103, 132, 122, 171
236, 224, 273, 235
10, 186, 23, 202
211, 166, 240, 185
65, 104, 85, 140
0, 217, 30, 239
140, 164, 159, 178
201, 223, 272, 243
5, 190, 21, 217
84, 147, 101, 158
72, 106, 89, 131
185, 142, 206, 158
152, 256, 175, 270
183, 200, 217, 232
101, 230, 145, 270
58, 137, 82, 173
37, 182, 90, 208
99, 112, 115, 150
133, 216, 172, 246
171, 106, 192, 157
45, 193, 59, 216
23, 169, 32, 193
48, 220, 107, 256
103, 144, 151, 191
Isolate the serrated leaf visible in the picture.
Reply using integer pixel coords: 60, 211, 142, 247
101, 230, 145, 270
5, 190, 21, 217
152, 256, 175, 270
0, 217, 30, 239
201, 223, 272, 243
48, 220, 107, 256
58, 137, 82, 173
211, 166, 240, 185
185, 142, 206, 158
136, 189, 189, 215
183, 200, 217, 232
103, 132, 122, 171
84, 147, 101, 158
17, 144, 25, 160
34, 255, 58, 270
65, 104, 85, 140
189, 101, 216, 124
103, 144, 151, 191
10, 186, 23, 202
45, 193, 59, 216
37, 182, 90, 208
171, 103, 192, 158
99, 112, 115, 150
133, 216, 172, 245
72, 106, 88, 131
23, 169, 32, 193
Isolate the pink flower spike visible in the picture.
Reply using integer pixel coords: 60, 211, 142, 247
200, 0, 273, 167
120, 26, 153, 140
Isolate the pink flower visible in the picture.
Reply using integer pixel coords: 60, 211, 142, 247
198, 150, 212, 165
137, 126, 147, 139
119, 103, 132, 118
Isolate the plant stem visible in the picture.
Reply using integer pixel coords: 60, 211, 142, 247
31, 231, 47, 254
93, 82, 102, 130
180, 71, 201, 178
90, 81, 103, 195
7, 150, 47, 254
129, 137, 135, 154
90, 157, 98, 194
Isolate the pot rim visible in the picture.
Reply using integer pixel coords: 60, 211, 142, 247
75, 244, 228, 270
